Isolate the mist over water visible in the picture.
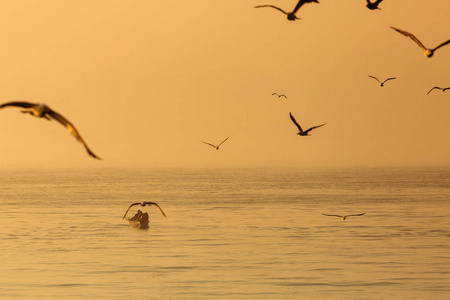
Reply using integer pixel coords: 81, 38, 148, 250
1, 167, 449, 299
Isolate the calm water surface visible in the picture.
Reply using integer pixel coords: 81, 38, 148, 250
0, 167, 449, 299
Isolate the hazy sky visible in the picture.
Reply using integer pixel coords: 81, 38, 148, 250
0, 0, 449, 168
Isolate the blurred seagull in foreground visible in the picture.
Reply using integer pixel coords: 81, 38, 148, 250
272, 93, 287, 98
122, 202, 167, 219
0, 101, 101, 159
322, 213, 366, 220
366, 0, 383, 10
427, 87, 450, 95
390, 27, 450, 58
255, 0, 319, 21
202, 136, 230, 150
368, 75, 397, 87
289, 112, 326, 136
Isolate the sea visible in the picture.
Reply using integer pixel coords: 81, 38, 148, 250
0, 167, 449, 299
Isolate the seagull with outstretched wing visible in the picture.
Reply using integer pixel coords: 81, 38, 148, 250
390, 27, 450, 58
322, 213, 366, 220
427, 87, 450, 95
272, 93, 287, 98
368, 75, 397, 87
289, 112, 326, 136
0, 101, 101, 159
202, 136, 230, 150
122, 202, 167, 219
255, 0, 319, 21
366, 0, 383, 10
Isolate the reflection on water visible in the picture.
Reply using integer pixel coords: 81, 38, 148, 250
0, 168, 449, 299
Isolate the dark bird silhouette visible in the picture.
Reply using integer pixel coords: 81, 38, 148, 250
427, 87, 450, 95
368, 75, 397, 87
390, 27, 450, 58
0, 101, 101, 159
272, 93, 287, 98
255, 0, 319, 21
366, 0, 383, 10
289, 112, 326, 136
322, 213, 366, 220
122, 202, 167, 219
202, 136, 230, 150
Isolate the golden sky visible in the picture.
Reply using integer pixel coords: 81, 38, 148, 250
0, 0, 449, 168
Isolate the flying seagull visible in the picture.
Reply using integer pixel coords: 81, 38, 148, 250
122, 201, 167, 219
390, 27, 450, 58
202, 136, 230, 150
255, 0, 319, 21
322, 213, 366, 220
272, 93, 287, 98
427, 87, 450, 95
289, 112, 326, 136
366, 0, 383, 10
0, 101, 101, 159
368, 75, 397, 87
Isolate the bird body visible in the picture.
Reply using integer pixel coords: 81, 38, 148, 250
255, 0, 319, 21
427, 87, 450, 95
272, 93, 287, 98
202, 136, 230, 150
366, 0, 383, 10
368, 75, 396, 87
0, 101, 101, 159
122, 201, 167, 219
322, 213, 366, 220
390, 27, 450, 58
289, 112, 326, 136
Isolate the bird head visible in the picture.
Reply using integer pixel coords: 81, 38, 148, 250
287, 13, 298, 21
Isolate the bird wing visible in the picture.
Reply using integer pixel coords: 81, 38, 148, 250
443, 88, 450, 92
143, 202, 167, 217
293, 0, 319, 13
375, 0, 383, 4
427, 87, 440, 95
218, 136, 230, 147
254, 5, 287, 15
46, 109, 101, 160
346, 213, 366, 217
390, 27, 427, 51
432, 40, 450, 52
322, 213, 342, 218
272, 93, 279, 96
382, 77, 397, 84
0, 101, 37, 109
368, 75, 381, 84
122, 202, 141, 219
289, 112, 303, 132
305, 123, 327, 134
280, 94, 287, 98
202, 141, 217, 148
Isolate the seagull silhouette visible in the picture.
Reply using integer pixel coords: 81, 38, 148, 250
202, 136, 230, 150
322, 213, 366, 220
289, 112, 326, 136
390, 27, 450, 58
368, 75, 397, 87
366, 0, 383, 10
0, 101, 101, 159
255, 0, 319, 21
122, 201, 167, 219
272, 93, 287, 98
427, 87, 450, 95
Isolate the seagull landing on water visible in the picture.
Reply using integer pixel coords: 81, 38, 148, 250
427, 87, 450, 95
0, 101, 101, 159
289, 112, 326, 136
390, 27, 450, 58
368, 75, 397, 87
122, 202, 167, 219
322, 213, 366, 220
202, 136, 230, 150
255, 0, 319, 21
366, 0, 383, 10
272, 93, 287, 98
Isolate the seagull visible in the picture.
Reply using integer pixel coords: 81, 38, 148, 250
322, 213, 366, 220
366, 0, 383, 10
202, 136, 230, 150
368, 75, 397, 87
122, 201, 167, 219
0, 101, 101, 159
390, 27, 450, 58
255, 0, 319, 21
289, 112, 326, 136
272, 93, 287, 98
427, 87, 450, 95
